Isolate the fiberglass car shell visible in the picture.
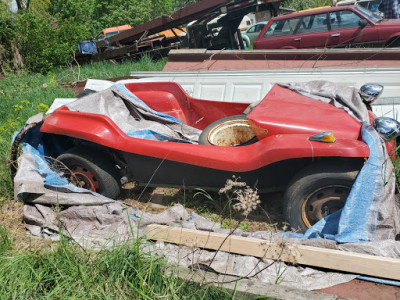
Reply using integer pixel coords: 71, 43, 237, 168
253, 5, 400, 49
40, 82, 374, 230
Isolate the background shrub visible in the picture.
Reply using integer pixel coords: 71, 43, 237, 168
14, 12, 90, 73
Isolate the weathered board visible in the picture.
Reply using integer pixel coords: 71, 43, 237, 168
146, 224, 400, 281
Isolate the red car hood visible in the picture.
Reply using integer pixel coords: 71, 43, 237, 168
377, 18, 400, 26
248, 85, 363, 141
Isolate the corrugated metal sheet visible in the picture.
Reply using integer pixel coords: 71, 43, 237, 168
163, 49, 400, 71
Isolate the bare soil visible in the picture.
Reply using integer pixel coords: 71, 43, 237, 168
0, 184, 286, 251
120, 183, 287, 233
0, 200, 55, 251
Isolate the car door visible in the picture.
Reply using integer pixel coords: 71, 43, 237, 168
294, 12, 331, 48
328, 9, 379, 47
254, 17, 301, 49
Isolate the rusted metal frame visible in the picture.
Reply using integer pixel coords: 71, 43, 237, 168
92, 30, 151, 62
97, 0, 227, 47
138, 30, 150, 44
97, 42, 178, 62
237, 28, 245, 49
170, 28, 180, 40
195, 0, 281, 50
175, 27, 186, 34
129, 44, 179, 61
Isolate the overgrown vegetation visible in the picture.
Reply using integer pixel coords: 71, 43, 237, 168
0, 224, 231, 299
282, 0, 334, 11
0, 0, 201, 74
0, 57, 166, 200
0, 0, 335, 74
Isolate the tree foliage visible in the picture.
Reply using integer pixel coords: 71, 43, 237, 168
49, 0, 177, 36
0, 0, 329, 74
14, 12, 90, 73
1, 0, 181, 74
282, 0, 333, 11
91, 0, 174, 34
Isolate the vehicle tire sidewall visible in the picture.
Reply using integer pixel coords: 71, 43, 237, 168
283, 163, 359, 232
57, 148, 120, 199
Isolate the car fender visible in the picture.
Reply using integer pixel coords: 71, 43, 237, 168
241, 34, 250, 46
41, 108, 369, 172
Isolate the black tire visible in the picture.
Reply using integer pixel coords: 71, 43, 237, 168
57, 147, 121, 199
386, 36, 400, 48
283, 161, 360, 233
199, 114, 257, 146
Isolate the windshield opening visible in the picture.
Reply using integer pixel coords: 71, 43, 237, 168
355, 6, 383, 23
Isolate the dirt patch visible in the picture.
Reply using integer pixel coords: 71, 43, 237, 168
119, 183, 286, 233
1, 183, 286, 251
0, 200, 55, 251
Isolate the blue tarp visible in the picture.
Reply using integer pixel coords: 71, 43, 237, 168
299, 123, 390, 243
78, 40, 97, 55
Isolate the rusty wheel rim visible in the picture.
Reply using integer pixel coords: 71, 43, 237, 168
301, 185, 350, 228
68, 166, 100, 192
208, 119, 255, 146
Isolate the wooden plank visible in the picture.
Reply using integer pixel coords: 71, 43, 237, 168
146, 224, 400, 281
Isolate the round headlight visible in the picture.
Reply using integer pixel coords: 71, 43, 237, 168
359, 83, 384, 104
372, 117, 400, 142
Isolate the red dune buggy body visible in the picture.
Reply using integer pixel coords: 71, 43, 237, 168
40, 82, 388, 230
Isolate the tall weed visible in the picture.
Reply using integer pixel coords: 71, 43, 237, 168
0, 225, 12, 254
0, 229, 231, 299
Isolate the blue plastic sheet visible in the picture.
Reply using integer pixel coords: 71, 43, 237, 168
301, 123, 388, 243
78, 40, 97, 55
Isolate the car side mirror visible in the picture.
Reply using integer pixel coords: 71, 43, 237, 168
359, 83, 384, 104
373, 117, 400, 142
359, 19, 368, 27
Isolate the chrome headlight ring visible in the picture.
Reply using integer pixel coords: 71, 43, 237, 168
373, 117, 400, 142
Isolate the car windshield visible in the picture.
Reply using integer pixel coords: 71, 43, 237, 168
355, 6, 383, 22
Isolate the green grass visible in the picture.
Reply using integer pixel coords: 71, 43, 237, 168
0, 56, 167, 200
0, 224, 232, 299
0, 58, 236, 298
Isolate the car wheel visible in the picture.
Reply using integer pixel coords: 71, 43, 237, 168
57, 147, 121, 199
283, 161, 360, 232
387, 36, 400, 47
199, 115, 257, 146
